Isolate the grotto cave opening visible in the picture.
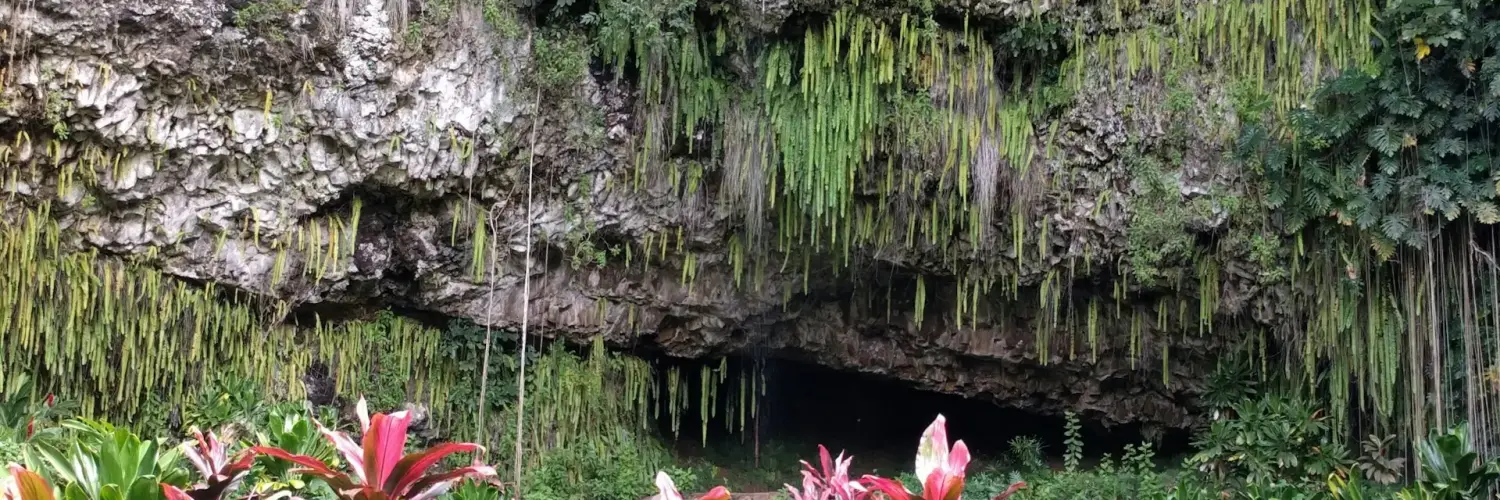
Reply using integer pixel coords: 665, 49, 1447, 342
652, 354, 1193, 483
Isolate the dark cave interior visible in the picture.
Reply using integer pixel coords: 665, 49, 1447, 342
653, 355, 1195, 477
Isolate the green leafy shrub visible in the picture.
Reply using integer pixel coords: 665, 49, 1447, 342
1011, 470, 1143, 500
965, 470, 1028, 500
1200, 357, 1259, 411
437, 320, 519, 421
1413, 423, 1500, 500
180, 376, 264, 434
1007, 435, 1047, 473
1188, 395, 1348, 486
530, 29, 590, 95
232, 0, 303, 42
1061, 411, 1082, 473
25, 419, 190, 500
449, 478, 508, 500
1237, 0, 1500, 246
0, 426, 24, 466
522, 431, 689, 500
245, 407, 338, 498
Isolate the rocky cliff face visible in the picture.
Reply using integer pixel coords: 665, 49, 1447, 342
0, 0, 1280, 432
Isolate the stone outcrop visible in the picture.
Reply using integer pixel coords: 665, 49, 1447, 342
0, 0, 1270, 430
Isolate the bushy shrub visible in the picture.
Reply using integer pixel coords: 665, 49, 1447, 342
1188, 395, 1348, 486
1006, 435, 1048, 473
180, 376, 265, 434
522, 430, 697, 500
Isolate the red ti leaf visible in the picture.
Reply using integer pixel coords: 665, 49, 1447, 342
990, 481, 1027, 500
248, 446, 358, 492
362, 411, 412, 489
697, 486, 731, 500
859, 476, 912, 500
383, 443, 483, 496
161, 484, 194, 500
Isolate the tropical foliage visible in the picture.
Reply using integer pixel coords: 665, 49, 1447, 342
162, 429, 254, 500
249, 399, 496, 500
658, 415, 1025, 500
23, 419, 190, 500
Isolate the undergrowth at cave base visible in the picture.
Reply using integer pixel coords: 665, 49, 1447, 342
2, 343, 1498, 500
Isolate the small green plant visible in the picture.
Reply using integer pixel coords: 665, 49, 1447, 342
963, 470, 1027, 500
530, 28, 590, 96
481, 0, 522, 38
1200, 357, 1258, 412
1062, 411, 1083, 473
180, 376, 264, 434
1123, 153, 1199, 284
1122, 442, 1156, 476
449, 478, 507, 500
43, 90, 69, 140
232, 0, 303, 42
1006, 435, 1047, 473
247, 407, 338, 497
0, 427, 25, 466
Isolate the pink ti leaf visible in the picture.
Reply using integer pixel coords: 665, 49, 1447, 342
403, 465, 498, 500
859, 476, 911, 500
361, 411, 412, 490
653, 471, 684, 500
913, 415, 970, 500
316, 425, 366, 485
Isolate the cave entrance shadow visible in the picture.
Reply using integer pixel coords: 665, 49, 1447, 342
654, 355, 1192, 484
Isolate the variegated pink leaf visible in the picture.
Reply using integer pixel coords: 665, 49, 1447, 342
361, 411, 412, 490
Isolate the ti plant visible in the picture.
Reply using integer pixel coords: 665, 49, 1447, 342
1413, 424, 1500, 500
3, 464, 57, 500
1355, 434, 1404, 486
649, 471, 729, 500
859, 415, 1025, 500
161, 429, 254, 500
783, 445, 867, 500
249, 398, 496, 500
